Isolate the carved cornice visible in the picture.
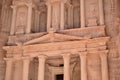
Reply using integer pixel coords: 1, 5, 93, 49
12, 0, 35, 8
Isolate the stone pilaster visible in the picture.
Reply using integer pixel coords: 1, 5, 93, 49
100, 52, 109, 80
62, 54, 71, 80
79, 52, 88, 80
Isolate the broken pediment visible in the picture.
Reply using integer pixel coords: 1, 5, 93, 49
23, 31, 91, 45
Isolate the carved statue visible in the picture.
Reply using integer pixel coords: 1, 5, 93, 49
15, 6, 27, 34
52, 3, 60, 31
87, 2, 98, 26
89, 3, 96, 17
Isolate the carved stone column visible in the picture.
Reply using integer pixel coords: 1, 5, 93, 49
100, 52, 109, 80
38, 55, 46, 80
62, 54, 71, 80
22, 57, 30, 80
46, 3, 52, 31
99, 0, 104, 25
80, 0, 85, 28
4, 58, 13, 80
26, 4, 33, 34
79, 52, 88, 80
10, 5, 17, 35
60, 1, 65, 30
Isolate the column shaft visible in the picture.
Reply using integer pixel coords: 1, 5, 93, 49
38, 56, 46, 80
63, 54, 70, 80
99, 0, 104, 25
79, 53, 87, 80
60, 2, 64, 30
10, 6, 17, 35
47, 4, 51, 31
26, 5, 33, 34
5, 60, 13, 80
80, 0, 85, 28
100, 53, 109, 80
22, 59, 30, 80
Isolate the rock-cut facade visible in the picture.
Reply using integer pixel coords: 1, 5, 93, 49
0, 0, 120, 80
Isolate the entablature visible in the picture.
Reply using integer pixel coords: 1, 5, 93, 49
8, 26, 106, 46
3, 36, 109, 59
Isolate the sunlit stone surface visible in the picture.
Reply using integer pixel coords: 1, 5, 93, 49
0, 0, 120, 80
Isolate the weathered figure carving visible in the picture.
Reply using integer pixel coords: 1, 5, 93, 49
15, 6, 28, 34
87, 2, 98, 26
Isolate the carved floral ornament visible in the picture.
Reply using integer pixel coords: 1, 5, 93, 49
12, 0, 35, 7
13, 0, 33, 4
46, 0, 67, 4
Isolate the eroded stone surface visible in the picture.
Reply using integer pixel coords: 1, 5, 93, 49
0, 0, 120, 80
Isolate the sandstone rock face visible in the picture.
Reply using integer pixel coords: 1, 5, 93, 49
0, 0, 120, 80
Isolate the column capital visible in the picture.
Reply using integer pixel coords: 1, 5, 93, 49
79, 52, 88, 58
26, 3, 35, 8
61, 53, 71, 58
99, 51, 108, 58
11, 5, 17, 9
38, 55, 47, 60
4, 58, 13, 61
35, 10, 40, 14
22, 57, 31, 65
46, 2, 51, 6
61, 0, 67, 3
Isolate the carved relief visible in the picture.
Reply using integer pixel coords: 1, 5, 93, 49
86, 0, 99, 26
64, 0, 73, 29
15, 6, 28, 34
51, 3, 60, 31
1, 0, 117, 80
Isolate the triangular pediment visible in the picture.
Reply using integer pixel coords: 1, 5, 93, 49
24, 31, 90, 45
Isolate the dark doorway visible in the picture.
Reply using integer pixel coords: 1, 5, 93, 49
56, 74, 64, 80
